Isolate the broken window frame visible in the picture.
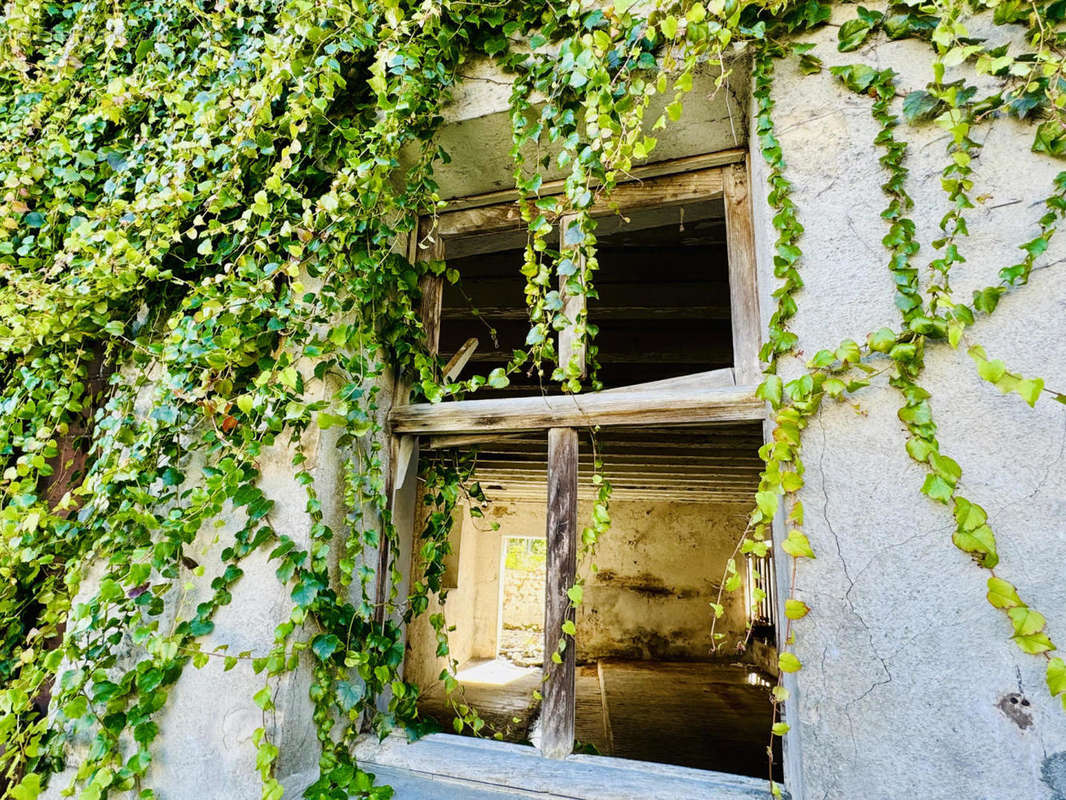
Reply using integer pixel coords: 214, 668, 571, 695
385, 148, 769, 764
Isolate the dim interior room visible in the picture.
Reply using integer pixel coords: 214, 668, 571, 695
403, 423, 780, 781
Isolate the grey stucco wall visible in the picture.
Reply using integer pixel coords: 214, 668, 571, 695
750, 10, 1066, 800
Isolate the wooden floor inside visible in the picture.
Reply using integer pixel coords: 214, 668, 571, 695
418, 660, 777, 779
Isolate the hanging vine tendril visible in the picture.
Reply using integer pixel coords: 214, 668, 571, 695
0, 0, 1064, 798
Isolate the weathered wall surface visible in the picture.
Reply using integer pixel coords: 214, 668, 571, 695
749, 10, 1066, 799
43, 364, 395, 799
405, 497, 753, 681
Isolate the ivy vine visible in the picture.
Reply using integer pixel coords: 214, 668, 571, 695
0, 0, 1062, 799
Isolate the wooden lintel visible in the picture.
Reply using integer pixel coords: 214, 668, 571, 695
435, 168, 726, 239
439, 149, 746, 214
541, 427, 578, 760
390, 385, 764, 435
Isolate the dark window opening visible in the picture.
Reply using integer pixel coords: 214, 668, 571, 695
407, 423, 780, 780
435, 197, 733, 397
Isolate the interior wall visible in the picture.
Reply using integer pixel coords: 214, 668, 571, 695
406, 495, 755, 685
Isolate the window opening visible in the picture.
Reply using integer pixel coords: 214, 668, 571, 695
590, 198, 732, 389
407, 423, 780, 779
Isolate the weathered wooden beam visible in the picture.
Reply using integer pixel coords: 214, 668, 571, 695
442, 337, 478, 382
436, 169, 726, 238
439, 149, 746, 214
390, 385, 763, 435
424, 432, 527, 450
541, 427, 578, 760
599, 367, 734, 394
440, 304, 730, 322
723, 160, 763, 386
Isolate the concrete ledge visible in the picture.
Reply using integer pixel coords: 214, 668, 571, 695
354, 733, 775, 799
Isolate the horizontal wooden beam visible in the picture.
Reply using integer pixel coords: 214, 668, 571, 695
390, 385, 764, 435
440, 304, 730, 322
435, 169, 726, 238
439, 149, 746, 213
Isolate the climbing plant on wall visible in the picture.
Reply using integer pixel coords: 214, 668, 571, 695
0, 0, 1063, 798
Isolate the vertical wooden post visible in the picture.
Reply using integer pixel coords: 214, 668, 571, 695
723, 159, 762, 386
558, 214, 586, 379
418, 219, 445, 358
541, 427, 578, 759
375, 220, 444, 629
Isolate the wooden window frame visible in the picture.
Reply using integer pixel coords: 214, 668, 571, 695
387, 149, 765, 763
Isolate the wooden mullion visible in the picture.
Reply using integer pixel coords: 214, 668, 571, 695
723, 159, 762, 386
375, 222, 444, 629
541, 427, 579, 760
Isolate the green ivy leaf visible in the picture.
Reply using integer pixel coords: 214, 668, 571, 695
1047, 658, 1066, 697
312, 634, 341, 661
336, 680, 364, 712
782, 529, 815, 559
779, 652, 802, 673
785, 599, 810, 620
1008, 606, 1046, 637
902, 91, 941, 122
986, 577, 1021, 609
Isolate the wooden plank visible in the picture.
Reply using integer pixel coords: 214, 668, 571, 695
723, 160, 762, 386
390, 385, 764, 435
439, 149, 747, 213
425, 432, 526, 450
442, 337, 478, 381
599, 367, 734, 394
436, 169, 725, 238
558, 214, 586, 379
441, 304, 729, 321
542, 427, 578, 760
442, 279, 730, 312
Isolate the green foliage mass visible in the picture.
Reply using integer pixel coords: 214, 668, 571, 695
0, 0, 1062, 797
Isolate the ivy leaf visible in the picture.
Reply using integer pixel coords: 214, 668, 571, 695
336, 680, 364, 712
1008, 606, 1046, 637
755, 490, 779, 519
487, 368, 510, 389
779, 652, 802, 673
921, 473, 953, 503
782, 529, 815, 559
771, 722, 790, 736
1033, 119, 1066, 159
253, 687, 273, 710
312, 634, 341, 662
561, 620, 577, 636
9, 774, 41, 800
566, 585, 583, 605
837, 9, 883, 52
952, 524, 998, 568
785, 599, 810, 619
986, 577, 1021, 609
1047, 658, 1066, 697
1013, 632, 1055, 655
757, 374, 783, 406
902, 91, 941, 122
